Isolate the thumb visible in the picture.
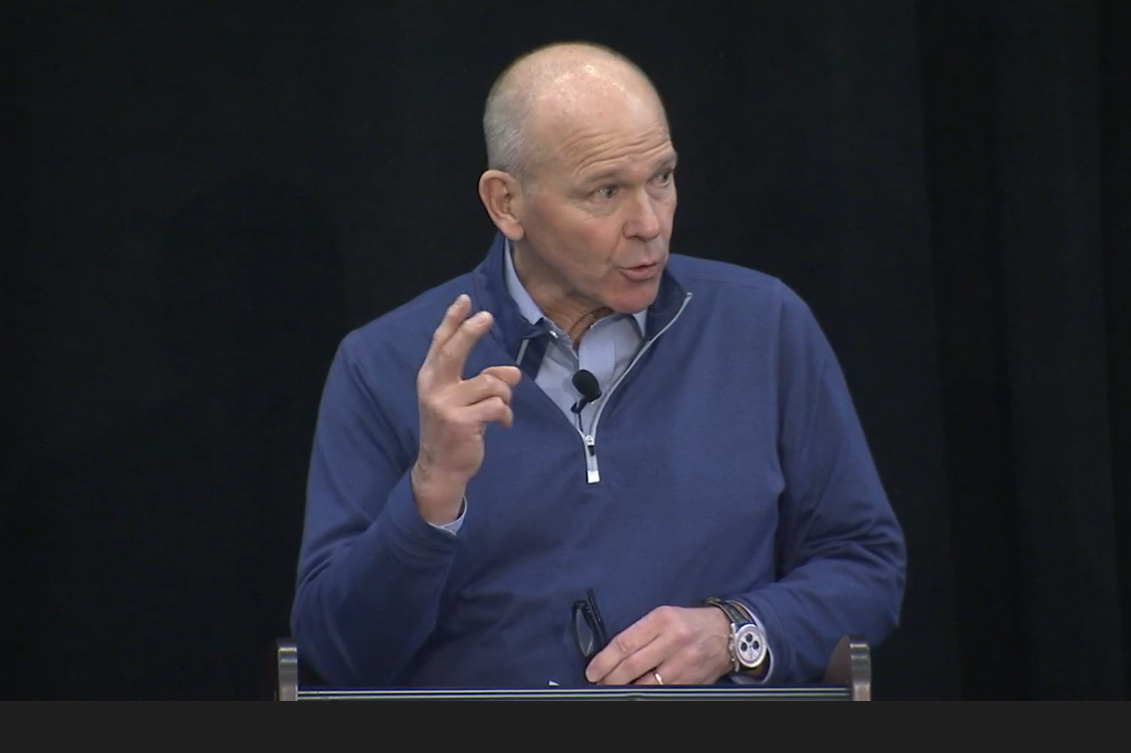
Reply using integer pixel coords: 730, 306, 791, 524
482, 365, 522, 387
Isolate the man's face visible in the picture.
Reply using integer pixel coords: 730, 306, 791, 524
513, 90, 678, 317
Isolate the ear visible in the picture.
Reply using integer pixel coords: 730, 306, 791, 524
478, 169, 525, 241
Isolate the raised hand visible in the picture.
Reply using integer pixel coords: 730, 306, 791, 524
411, 294, 522, 525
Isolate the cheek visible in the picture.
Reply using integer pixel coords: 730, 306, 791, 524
566, 220, 621, 268
659, 194, 677, 228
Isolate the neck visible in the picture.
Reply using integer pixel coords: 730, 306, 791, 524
512, 241, 611, 347
561, 308, 612, 348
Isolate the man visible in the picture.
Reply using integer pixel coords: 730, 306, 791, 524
290, 42, 906, 688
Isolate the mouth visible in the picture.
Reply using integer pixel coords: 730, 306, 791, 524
619, 261, 662, 282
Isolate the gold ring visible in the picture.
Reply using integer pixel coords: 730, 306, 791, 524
653, 671, 664, 685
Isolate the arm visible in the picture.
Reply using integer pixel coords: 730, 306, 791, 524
289, 333, 455, 686
733, 288, 907, 684
290, 296, 520, 686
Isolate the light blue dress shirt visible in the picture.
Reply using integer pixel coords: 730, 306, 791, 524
503, 240, 648, 433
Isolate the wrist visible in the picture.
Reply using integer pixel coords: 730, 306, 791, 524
725, 599, 768, 677
410, 461, 467, 525
704, 597, 769, 676
703, 605, 736, 680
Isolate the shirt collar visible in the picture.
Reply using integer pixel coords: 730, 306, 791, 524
502, 239, 648, 337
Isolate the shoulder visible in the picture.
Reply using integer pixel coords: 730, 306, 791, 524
667, 253, 812, 318
666, 254, 835, 371
337, 273, 475, 370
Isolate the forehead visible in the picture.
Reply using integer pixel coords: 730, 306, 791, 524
532, 89, 675, 181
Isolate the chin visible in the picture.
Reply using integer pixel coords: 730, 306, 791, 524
610, 284, 661, 315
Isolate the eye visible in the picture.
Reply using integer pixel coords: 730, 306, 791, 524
593, 186, 618, 200
654, 170, 674, 186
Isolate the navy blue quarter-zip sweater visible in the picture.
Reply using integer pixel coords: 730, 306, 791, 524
291, 233, 906, 687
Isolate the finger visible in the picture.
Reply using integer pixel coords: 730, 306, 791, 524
585, 616, 666, 685
596, 634, 669, 686
634, 667, 669, 686
481, 365, 522, 388
464, 396, 513, 429
457, 372, 514, 406
432, 310, 494, 383
425, 294, 472, 364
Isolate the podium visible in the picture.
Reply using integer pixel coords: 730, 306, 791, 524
274, 635, 871, 700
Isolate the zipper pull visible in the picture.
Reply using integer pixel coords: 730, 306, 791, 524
584, 434, 596, 456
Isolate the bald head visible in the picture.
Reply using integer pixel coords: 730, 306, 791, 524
483, 42, 669, 181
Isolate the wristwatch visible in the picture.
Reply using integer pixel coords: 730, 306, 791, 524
705, 597, 768, 674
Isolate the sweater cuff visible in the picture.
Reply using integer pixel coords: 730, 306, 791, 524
428, 497, 467, 536
380, 471, 461, 564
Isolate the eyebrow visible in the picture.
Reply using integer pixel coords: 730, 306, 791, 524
581, 152, 679, 187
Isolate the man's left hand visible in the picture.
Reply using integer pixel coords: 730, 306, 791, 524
584, 605, 733, 686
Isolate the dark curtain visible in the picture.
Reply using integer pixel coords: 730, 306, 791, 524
2, 0, 1126, 700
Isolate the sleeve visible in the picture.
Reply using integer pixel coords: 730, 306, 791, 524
289, 332, 459, 686
732, 285, 907, 684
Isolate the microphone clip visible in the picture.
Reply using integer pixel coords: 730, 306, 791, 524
570, 369, 602, 414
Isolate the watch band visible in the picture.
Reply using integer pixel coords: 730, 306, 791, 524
704, 596, 746, 626
705, 597, 768, 673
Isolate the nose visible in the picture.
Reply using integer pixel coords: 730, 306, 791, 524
624, 190, 663, 242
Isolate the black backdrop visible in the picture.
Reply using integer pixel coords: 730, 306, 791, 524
2, 1, 1127, 700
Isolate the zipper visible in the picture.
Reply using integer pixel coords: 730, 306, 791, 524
583, 434, 598, 483
577, 292, 693, 484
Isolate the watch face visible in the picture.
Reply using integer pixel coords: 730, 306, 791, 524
734, 624, 766, 669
